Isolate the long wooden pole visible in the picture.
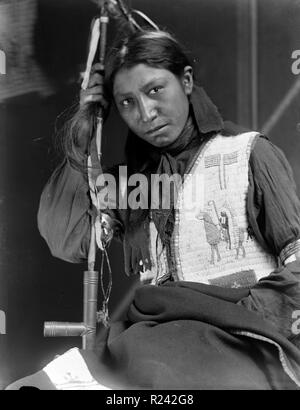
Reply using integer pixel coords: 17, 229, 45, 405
44, 2, 109, 350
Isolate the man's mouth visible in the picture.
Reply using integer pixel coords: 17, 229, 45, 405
146, 124, 168, 136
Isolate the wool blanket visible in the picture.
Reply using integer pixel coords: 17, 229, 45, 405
6, 262, 300, 390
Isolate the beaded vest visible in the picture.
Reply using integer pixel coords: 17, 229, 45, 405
141, 132, 278, 288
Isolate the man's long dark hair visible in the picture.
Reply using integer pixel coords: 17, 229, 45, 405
63, 27, 194, 172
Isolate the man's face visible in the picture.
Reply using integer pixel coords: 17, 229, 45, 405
113, 64, 193, 148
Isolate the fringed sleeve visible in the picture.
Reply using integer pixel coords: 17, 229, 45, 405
37, 160, 124, 263
247, 136, 300, 262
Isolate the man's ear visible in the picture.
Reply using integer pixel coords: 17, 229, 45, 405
182, 66, 194, 96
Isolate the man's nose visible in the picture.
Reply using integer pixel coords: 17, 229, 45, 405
138, 97, 158, 123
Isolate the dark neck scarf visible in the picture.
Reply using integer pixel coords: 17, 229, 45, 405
145, 114, 199, 177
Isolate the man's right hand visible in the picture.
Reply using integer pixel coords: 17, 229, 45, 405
80, 63, 110, 112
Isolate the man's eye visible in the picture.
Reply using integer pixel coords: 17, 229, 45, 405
119, 97, 134, 108
120, 99, 131, 107
149, 86, 163, 95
